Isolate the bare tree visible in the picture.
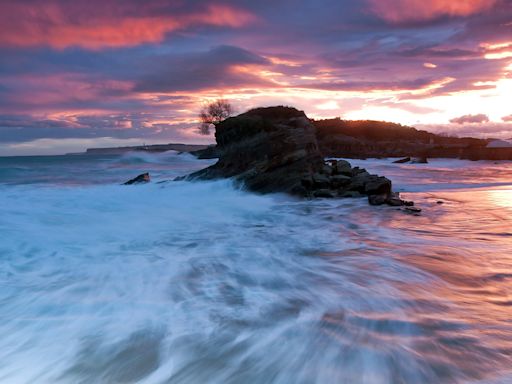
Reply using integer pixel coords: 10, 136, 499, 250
198, 99, 234, 135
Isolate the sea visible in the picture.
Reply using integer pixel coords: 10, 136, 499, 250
0, 151, 511, 384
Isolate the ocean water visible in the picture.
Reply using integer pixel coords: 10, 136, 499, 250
0, 152, 511, 384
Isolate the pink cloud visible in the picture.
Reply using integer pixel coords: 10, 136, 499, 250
449, 113, 490, 124
503, 114, 512, 122
368, 0, 497, 23
0, 2, 255, 49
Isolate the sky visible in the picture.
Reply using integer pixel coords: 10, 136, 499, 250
0, 0, 512, 155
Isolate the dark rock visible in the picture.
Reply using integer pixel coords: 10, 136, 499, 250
404, 206, 422, 214
180, 106, 399, 205
393, 157, 411, 163
403, 200, 415, 206
123, 173, 150, 185
182, 107, 324, 196
386, 196, 404, 206
340, 191, 363, 198
332, 159, 352, 175
411, 157, 428, 164
189, 145, 220, 159
368, 194, 387, 205
436, 200, 444, 204
330, 174, 352, 188
313, 189, 336, 198
312, 173, 331, 189
364, 176, 392, 196
322, 164, 334, 175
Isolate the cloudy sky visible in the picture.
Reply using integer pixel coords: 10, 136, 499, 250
1, 0, 511, 155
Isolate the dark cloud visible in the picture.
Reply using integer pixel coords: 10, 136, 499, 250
135, 45, 272, 92
450, 114, 490, 124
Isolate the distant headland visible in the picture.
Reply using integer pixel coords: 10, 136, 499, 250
85, 143, 210, 155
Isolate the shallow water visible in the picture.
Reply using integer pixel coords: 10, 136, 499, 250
0, 152, 511, 383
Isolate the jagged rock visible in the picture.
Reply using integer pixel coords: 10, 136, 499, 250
123, 173, 150, 185
180, 107, 324, 195
393, 157, 411, 163
180, 106, 401, 205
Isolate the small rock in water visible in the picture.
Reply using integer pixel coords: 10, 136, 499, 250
411, 157, 428, 164
123, 172, 150, 185
437, 200, 444, 204
404, 206, 422, 214
393, 157, 411, 164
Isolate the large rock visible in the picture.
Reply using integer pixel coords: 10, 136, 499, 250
182, 106, 324, 195
180, 106, 403, 205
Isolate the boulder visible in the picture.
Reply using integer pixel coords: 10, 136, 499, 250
331, 159, 352, 176
393, 157, 411, 163
123, 173, 150, 185
364, 175, 392, 196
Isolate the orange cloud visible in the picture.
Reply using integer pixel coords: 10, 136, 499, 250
0, 3, 255, 49
368, 0, 497, 23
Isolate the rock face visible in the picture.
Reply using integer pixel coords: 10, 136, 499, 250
182, 106, 405, 205
124, 173, 150, 185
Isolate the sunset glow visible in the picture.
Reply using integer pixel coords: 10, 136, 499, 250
1, 0, 512, 155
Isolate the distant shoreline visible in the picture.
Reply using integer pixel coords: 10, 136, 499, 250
84, 143, 210, 155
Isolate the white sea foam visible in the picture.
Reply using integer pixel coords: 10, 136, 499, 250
1, 153, 512, 383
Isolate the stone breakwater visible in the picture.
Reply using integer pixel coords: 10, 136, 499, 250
179, 106, 412, 207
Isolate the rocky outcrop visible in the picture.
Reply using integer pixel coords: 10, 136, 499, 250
124, 173, 150, 185
180, 106, 407, 206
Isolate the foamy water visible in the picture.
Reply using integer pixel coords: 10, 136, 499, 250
0, 152, 511, 383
